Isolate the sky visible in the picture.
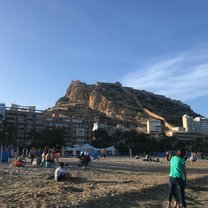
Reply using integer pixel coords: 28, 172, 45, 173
0, 0, 208, 117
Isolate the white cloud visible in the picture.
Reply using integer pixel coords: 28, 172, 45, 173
122, 49, 208, 101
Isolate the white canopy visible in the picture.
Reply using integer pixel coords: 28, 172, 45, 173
105, 146, 117, 155
106, 146, 116, 151
65, 146, 75, 151
65, 143, 98, 152
79, 143, 97, 151
65, 144, 116, 154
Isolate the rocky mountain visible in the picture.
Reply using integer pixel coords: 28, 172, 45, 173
46, 80, 200, 131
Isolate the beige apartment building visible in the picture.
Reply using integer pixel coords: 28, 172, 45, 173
45, 115, 93, 146
5, 104, 93, 147
71, 117, 93, 145
5, 104, 44, 147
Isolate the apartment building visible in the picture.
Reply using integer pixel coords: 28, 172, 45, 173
147, 119, 162, 135
44, 114, 93, 146
182, 114, 208, 134
194, 117, 208, 134
45, 114, 72, 146
71, 118, 93, 145
182, 114, 195, 132
5, 104, 93, 147
5, 104, 44, 146
165, 115, 208, 142
0, 103, 6, 129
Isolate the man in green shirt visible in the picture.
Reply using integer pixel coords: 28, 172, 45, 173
167, 148, 187, 208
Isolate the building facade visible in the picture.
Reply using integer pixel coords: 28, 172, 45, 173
0, 103, 6, 129
182, 115, 208, 134
147, 119, 162, 135
194, 117, 208, 134
182, 114, 195, 132
71, 118, 93, 145
5, 104, 44, 147
4, 104, 93, 147
164, 115, 208, 144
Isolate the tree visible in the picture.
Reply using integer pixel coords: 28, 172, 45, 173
92, 128, 110, 148
1, 121, 17, 146
122, 130, 153, 154
28, 130, 41, 147
28, 129, 65, 148
193, 136, 207, 152
0, 129, 5, 145
110, 129, 124, 146
168, 136, 178, 150
123, 129, 139, 152
155, 133, 177, 152
203, 136, 208, 152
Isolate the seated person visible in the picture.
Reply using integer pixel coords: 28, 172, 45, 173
55, 162, 71, 181
189, 152, 197, 162
142, 154, 152, 161
135, 155, 139, 159
153, 158, 160, 162
79, 151, 91, 166
13, 157, 26, 167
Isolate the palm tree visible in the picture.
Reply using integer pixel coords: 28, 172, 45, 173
3, 121, 17, 147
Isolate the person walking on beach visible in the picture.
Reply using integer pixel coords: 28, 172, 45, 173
41, 150, 47, 167
102, 148, 107, 161
28, 147, 36, 164
167, 148, 187, 208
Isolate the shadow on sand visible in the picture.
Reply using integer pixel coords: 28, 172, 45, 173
72, 175, 208, 208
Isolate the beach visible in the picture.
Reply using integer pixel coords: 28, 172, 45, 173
0, 157, 208, 208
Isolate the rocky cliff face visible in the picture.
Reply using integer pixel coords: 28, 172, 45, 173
46, 80, 200, 129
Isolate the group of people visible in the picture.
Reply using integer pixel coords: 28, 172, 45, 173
55, 147, 189, 207
9, 145, 196, 207
11, 147, 61, 168
28, 147, 60, 167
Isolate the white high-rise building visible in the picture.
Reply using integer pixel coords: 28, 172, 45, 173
147, 119, 161, 134
182, 115, 195, 132
201, 118, 208, 134
183, 115, 208, 134
194, 117, 202, 133
194, 117, 208, 134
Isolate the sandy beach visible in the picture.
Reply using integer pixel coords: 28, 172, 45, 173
0, 157, 208, 208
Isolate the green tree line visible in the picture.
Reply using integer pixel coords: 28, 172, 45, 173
92, 128, 208, 154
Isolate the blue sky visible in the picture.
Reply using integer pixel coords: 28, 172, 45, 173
0, 0, 208, 117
